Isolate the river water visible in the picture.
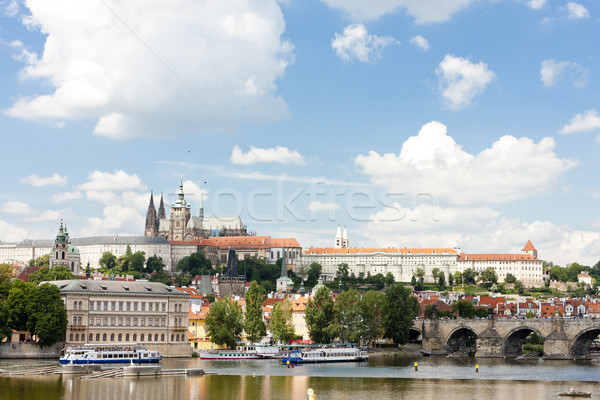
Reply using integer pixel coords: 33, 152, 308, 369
2, 356, 600, 399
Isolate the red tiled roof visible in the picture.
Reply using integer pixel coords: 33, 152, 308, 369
305, 248, 457, 255
458, 253, 540, 261
522, 240, 536, 252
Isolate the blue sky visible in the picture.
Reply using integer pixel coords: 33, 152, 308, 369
0, 0, 599, 265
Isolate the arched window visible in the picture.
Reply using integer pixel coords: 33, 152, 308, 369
118, 333, 122, 341
174, 318, 177, 327
78, 316, 81, 325
171, 334, 174, 342
56, 252, 59, 259
89, 333, 93, 342
271, 251, 273, 259
110, 333, 115, 342
75, 333, 79, 342
141, 334, 145, 342
154, 334, 158, 342
62, 251, 65, 259
161, 334, 165, 342
126, 334, 130, 341
71, 262, 74, 270
103, 333, 107, 341
133, 334, 137, 342
96, 333, 100, 342
148, 334, 152, 342
73, 316, 77, 325
277, 251, 280, 259
178, 318, 182, 326
69, 333, 73, 341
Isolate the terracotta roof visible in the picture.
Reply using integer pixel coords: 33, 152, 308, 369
16, 266, 41, 282
522, 240, 536, 252
269, 238, 301, 248
305, 248, 457, 255
458, 253, 540, 261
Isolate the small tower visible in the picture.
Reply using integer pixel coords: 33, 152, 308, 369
342, 226, 349, 249
276, 244, 293, 294
169, 179, 191, 241
49, 220, 80, 274
144, 191, 158, 237
522, 240, 538, 259
334, 225, 343, 248
157, 193, 166, 220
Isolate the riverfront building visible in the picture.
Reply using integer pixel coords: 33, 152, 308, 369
50, 279, 190, 357
457, 241, 544, 287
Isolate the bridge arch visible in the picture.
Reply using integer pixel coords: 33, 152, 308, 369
570, 326, 600, 357
446, 326, 477, 354
502, 326, 543, 356
409, 327, 422, 343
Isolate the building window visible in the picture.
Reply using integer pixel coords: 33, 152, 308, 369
89, 317, 93, 326
103, 317, 107, 326
161, 318, 165, 326
103, 333, 107, 341
111, 302, 116, 311
126, 302, 131, 311
73, 302, 77, 310
141, 303, 145, 312
141, 318, 145, 326
141, 334, 144, 342
155, 318, 159, 326
78, 316, 81, 325
148, 334, 152, 342
96, 333, 100, 342
119, 302, 123, 311
133, 334, 137, 341
162, 303, 166, 312
154, 334, 158, 342
134, 303, 138, 311
149, 303, 153, 312
148, 318, 153, 327
118, 317, 123, 326
69, 333, 73, 341
171, 334, 174, 341
90, 302, 94, 311
133, 318, 138, 326
111, 333, 115, 341
73, 316, 77, 325
111, 317, 115, 326
104, 302, 108, 311
126, 317, 131, 326
161, 334, 165, 341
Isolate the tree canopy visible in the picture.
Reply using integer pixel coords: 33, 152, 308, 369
305, 286, 337, 344
244, 281, 266, 343
270, 298, 295, 344
177, 251, 212, 277
27, 266, 74, 285
205, 298, 244, 349
384, 283, 419, 344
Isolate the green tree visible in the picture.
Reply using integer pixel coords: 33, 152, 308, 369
432, 268, 440, 281
305, 286, 337, 344
270, 298, 295, 344
437, 272, 446, 290
7, 280, 36, 331
334, 289, 363, 343
462, 269, 477, 285
384, 283, 419, 344
29, 254, 50, 267
145, 256, 166, 273
361, 290, 388, 347
306, 263, 322, 287
129, 251, 146, 272
99, 252, 117, 271
0, 301, 10, 341
149, 270, 172, 285
0, 264, 15, 300
453, 300, 476, 319
505, 273, 517, 283
481, 267, 498, 287
205, 298, 244, 348
177, 251, 212, 277
454, 271, 462, 286
174, 274, 192, 287
384, 272, 395, 287
335, 264, 349, 286
244, 281, 266, 343
414, 268, 425, 290
27, 266, 74, 285
27, 283, 67, 345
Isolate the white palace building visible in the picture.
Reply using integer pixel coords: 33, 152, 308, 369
303, 228, 545, 287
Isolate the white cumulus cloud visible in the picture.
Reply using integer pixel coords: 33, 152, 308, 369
559, 110, 600, 134
436, 54, 495, 111
79, 170, 146, 192
2, 201, 32, 215
84, 205, 145, 236
354, 121, 576, 206
527, 0, 547, 10
540, 59, 588, 88
409, 35, 429, 51
331, 24, 398, 63
21, 173, 68, 187
320, 0, 476, 23
230, 145, 305, 165
52, 191, 83, 203
0, 220, 29, 242
566, 2, 589, 19
5, 0, 294, 138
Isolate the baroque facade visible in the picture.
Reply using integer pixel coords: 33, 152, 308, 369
49, 221, 81, 274
144, 180, 249, 241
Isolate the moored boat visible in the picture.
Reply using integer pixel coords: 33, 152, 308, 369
281, 345, 369, 364
559, 388, 592, 397
198, 344, 280, 360
59, 344, 162, 364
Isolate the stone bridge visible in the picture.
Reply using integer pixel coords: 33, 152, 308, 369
411, 318, 600, 359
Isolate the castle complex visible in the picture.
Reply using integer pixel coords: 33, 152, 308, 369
144, 180, 249, 241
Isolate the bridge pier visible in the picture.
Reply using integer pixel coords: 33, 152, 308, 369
543, 320, 571, 359
420, 320, 446, 355
475, 322, 503, 357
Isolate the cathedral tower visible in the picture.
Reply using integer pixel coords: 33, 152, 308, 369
144, 191, 158, 237
169, 180, 191, 241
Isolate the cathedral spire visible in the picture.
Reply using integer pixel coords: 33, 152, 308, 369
157, 192, 166, 220
144, 191, 158, 237
280, 243, 287, 279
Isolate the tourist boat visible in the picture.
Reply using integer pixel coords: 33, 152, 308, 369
281, 346, 369, 364
198, 344, 281, 360
59, 344, 162, 364
559, 388, 592, 397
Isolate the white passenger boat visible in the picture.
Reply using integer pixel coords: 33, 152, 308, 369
59, 344, 162, 364
281, 346, 369, 364
198, 344, 281, 360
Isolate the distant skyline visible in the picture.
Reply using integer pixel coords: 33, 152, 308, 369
0, 0, 599, 265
